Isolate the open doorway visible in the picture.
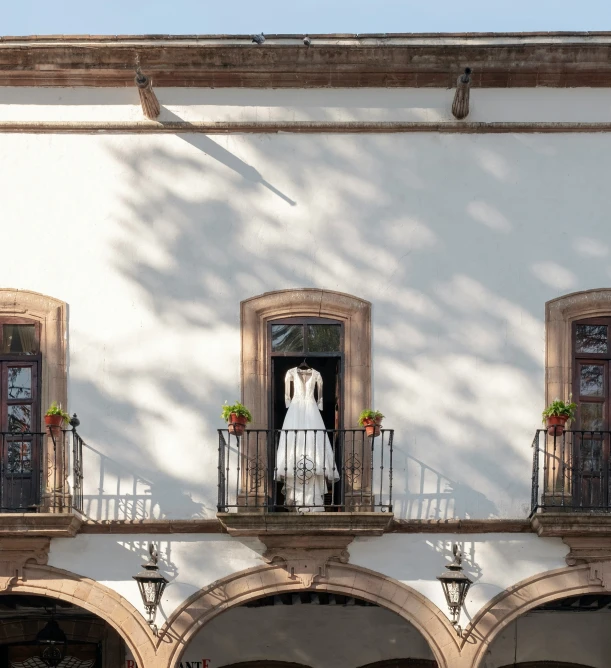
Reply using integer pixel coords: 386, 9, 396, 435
268, 318, 343, 510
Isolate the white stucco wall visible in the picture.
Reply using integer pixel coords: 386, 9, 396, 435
47, 533, 568, 625
3, 87, 611, 123
0, 90, 609, 520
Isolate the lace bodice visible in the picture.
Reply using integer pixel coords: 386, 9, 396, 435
285, 367, 323, 410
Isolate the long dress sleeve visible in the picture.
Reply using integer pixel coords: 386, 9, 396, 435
316, 372, 323, 410
285, 370, 292, 408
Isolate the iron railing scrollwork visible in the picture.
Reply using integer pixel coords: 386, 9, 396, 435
0, 421, 86, 513
218, 428, 393, 513
531, 428, 611, 514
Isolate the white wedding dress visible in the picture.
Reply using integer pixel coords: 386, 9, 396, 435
276, 367, 339, 511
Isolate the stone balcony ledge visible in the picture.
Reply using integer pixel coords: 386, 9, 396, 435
0, 513, 82, 537
216, 512, 394, 537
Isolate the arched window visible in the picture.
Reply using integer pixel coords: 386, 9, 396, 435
544, 290, 611, 510
0, 290, 67, 511
241, 289, 371, 429
230, 289, 375, 511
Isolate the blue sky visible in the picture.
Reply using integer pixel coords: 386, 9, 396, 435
3, 0, 611, 35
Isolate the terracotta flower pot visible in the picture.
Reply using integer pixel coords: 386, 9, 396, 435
44, 414, 64, 435
546, 415, 569, 437
228, 413, 248, 436
362, 417, 382, 438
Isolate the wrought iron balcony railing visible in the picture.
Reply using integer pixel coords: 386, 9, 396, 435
531, 428, 611, 513
0, 424, 85, 514
218, 428, 393, 513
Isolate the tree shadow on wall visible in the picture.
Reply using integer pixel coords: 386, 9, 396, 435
78, 123, 611, 521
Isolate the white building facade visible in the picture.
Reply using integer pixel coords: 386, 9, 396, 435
0, 33, 609, 668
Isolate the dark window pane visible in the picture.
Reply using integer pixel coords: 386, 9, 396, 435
271, 325, 304, 353
307, 325, 341, 352
2, 325, 37, 354
579, 439, 602, 472
7, 441, 31, 474
576, 324, 608, 353
7, 367, 31, 400
580, 365, 605, 397
8, 405, 31, 433
581, 402, 604, 431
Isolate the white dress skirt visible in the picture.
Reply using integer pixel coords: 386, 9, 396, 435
276, 367, 340, 511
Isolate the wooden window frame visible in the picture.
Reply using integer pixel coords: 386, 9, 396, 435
268, 316, 345, 430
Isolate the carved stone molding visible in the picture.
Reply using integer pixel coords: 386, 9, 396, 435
241, 289, 371, 430
261, 535, 353, 588
0, 537, 49, 591
563, 537, 611, 566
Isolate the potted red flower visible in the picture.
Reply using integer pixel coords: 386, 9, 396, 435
358, 409, 385, 437
542, 398, 577, 437
221, 401, 253, 437
44, 402, 71, 435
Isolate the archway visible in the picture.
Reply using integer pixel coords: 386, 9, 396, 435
219, 663, 311, 668
358, 662, 437, 668
2, 563, 155, 668
498, 663, 595, 668
463, 563, 611, 668
158, 562, 458, 668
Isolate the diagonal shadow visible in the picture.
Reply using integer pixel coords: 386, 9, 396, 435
162, 109, 297, 206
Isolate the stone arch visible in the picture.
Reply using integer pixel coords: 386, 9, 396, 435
158, 562, 458, 668
463, 562, 611, 668
2, 563, 156, 668
241, 288, 371, 429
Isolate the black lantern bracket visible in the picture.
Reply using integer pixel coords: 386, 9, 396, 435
437, 543, 473, 637
133, 542, 168, 636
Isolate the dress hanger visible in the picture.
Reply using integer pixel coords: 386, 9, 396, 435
298, 358, 311, 371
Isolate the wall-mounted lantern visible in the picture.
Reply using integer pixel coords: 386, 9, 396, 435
437, 543, 472, 636
36, 617, 67, 667
133, 543, 168, 636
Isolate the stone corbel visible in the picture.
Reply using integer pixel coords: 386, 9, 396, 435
0, 538, 50, 591
135, 62, 160, 120
262, 535, 352, 588
452, 67, 472, 120
563, 536, 611, 567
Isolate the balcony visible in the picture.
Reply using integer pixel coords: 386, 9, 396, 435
0, 424, 85, 536
531, 428, 611, 542
217, 428, 394, 536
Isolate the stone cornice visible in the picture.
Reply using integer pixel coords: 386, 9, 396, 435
1, 121, 611, 135
1, 34, 611, 87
